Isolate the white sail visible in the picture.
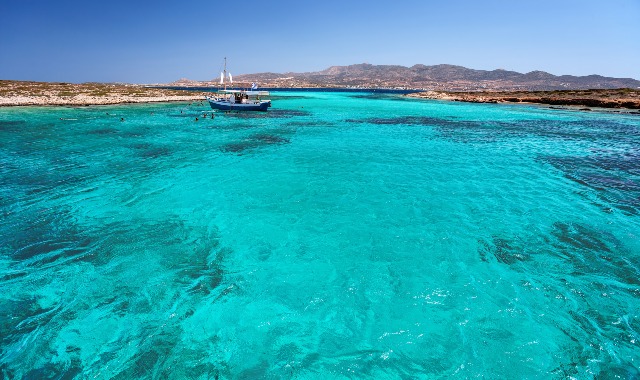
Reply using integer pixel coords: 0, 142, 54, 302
220, 72, 224, 84
228, 73, 233, 84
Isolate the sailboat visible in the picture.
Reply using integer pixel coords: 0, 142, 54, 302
206, 58, 272, 112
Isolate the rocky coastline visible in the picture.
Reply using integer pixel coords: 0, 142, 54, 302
3, 80, 640, 113
406, 89, 640, 111
0, 80, 207, 107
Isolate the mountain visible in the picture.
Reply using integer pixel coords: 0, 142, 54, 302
227, 63, 640, 91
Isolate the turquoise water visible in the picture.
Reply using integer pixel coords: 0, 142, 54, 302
1, 92, 639, 378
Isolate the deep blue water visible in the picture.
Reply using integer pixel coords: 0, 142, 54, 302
1, 92, 639, 378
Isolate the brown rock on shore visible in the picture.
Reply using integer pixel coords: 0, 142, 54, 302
407, 89, 640, 110
0, 80, 207, 106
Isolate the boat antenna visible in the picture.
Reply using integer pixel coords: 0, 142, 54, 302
223, 57, 227, 91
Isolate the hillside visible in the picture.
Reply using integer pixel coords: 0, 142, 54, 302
228, 63, 640, 91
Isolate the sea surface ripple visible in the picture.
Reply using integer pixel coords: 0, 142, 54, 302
1, 93, 639, 378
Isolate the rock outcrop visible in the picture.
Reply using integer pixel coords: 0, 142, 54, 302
407, 89, 640, 110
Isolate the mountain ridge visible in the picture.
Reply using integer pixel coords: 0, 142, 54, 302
175, 63, 640, 91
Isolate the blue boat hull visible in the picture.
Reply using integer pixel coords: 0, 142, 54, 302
208, 99, 271, 112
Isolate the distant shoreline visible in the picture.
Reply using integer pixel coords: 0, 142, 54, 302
1, 80, 639, 111
156, 86, 420, 94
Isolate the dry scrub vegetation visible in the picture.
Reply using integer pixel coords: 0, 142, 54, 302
0, 80, 207, 106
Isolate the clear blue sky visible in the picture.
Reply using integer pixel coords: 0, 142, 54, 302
1, 0, 639, 83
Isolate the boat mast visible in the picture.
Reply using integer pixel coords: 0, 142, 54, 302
223, 57, 227, 91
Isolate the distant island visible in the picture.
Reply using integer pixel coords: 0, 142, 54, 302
176, 63, 640, 92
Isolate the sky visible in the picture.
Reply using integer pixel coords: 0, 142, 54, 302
1, 0, 639, 83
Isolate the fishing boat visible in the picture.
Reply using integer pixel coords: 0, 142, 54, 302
206, 58, 271, 112
207, 90, 271, 111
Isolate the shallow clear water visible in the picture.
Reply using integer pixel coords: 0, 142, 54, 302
1, 92, 639, 378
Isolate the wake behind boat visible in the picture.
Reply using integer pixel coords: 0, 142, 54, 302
206, 57, 271, 112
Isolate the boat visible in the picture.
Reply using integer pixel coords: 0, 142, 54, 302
207, 89, 271, 111
206, 58, 271, 112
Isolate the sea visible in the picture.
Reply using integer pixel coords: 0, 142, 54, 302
1, 91, 639, 379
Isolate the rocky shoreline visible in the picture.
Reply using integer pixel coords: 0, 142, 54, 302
406, 89, 640, 111
0, 80, 207, 107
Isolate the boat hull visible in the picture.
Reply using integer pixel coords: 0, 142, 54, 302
207, 99, 271, 112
